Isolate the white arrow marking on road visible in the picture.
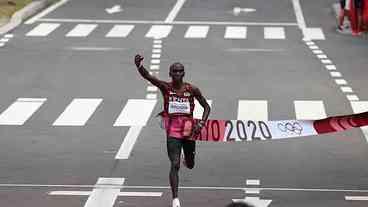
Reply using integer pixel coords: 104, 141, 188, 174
233, 7, 256, 16
233, 197, 272, 207
105, 5, 123, 14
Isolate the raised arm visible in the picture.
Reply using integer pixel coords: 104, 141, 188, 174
134, 54, 167, 91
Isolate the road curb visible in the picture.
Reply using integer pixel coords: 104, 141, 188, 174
0, 0, 53, 35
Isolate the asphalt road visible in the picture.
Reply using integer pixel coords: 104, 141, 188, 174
1, 0, 368, 206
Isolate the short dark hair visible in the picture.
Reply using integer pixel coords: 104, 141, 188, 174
169, 62, 184, 71
226, 202, 254, 207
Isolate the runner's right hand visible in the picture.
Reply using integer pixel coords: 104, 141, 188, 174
135, 54, 144, 68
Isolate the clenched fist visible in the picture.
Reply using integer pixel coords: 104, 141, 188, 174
135, 54, 144, 68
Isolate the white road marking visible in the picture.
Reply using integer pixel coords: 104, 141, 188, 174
165, 0, 186, 23
304, 28, 325, 40
66, 24, 97, 37
312, 50, 323, 54
146, 94, 157, 99
347, 95, 359, 101
264, 27, 285, 39
317, 54, 327, 59
194, 100, 212, 119
145, 25, 172, 39
335, 79, 347, 85
53, 98, 102, 126
291, 0, 307, 29
153, 39, 162, 44
340, 86, 353, 93
4, 34, 14, 38
39, 18, 298, 26
105, 5, 123, 14
50, 191, 162, 196
321, 59, 332, 64
0, 43, 4, 47
0, 38, 9, 42
152, 54, 161, 58
246, 179, 260, 186
0, 98, 46, 125
305, 41, 315, 45
350, 101, 368, 142
114, 99, 156, 126
152, 49, 161, 53
345, 196, 368, 200
151, 59, 160, 64
115, 126, 144, 159
150, 65, 160, 70
26, 23, 60, 36
309, 45, 319, 49
84, 178, 124, 207
25, 0, 70, 24
330, 71, 342, 77
147, 86, 158, 92
245, 189, 260, 194
326, 65, 337, 70
224, 26, 247, 39
237, 100, 268, 121
294, 101, 327, 120
105, 25, 134, 37
184, 26, 209, 38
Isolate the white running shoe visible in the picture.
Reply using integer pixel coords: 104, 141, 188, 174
172, 198, 181, 207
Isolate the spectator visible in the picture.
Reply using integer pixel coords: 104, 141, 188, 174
337, 0, 351, 33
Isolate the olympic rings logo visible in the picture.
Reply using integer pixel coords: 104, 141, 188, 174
277, 122, 303, 135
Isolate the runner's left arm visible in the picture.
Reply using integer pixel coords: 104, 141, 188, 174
193, 86, 211, 123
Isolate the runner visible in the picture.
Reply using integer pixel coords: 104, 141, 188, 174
134, 54, 211, 207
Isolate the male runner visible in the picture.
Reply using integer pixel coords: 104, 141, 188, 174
134, 54, 211, 207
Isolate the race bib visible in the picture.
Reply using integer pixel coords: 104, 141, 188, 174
168, 101, 190, 114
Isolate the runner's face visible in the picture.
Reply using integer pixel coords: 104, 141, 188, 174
170, 66, 185, 82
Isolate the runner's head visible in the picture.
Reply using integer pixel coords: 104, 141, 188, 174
169, 62, 185, 82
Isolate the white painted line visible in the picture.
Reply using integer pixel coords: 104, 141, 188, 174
350, 101, 368, 142
67, 47, 126, 51
246, 180, 260, 186
105, 25, 134, 37
194, 100, 212, 119
151, 59, 160, 64
335, 79, 347, 85
0, 38, 9, 42
309, 45, 319, 49
152, 53, 161, 58
245, 189, 260, 194
237, 100, 268, 121
224, 26, 247, 39
321, 59, 332, 64
115, 126, 144, 159
347, 95, 359, 101
145, 25, 172, 39
165, 0, 186, 23
114, 99, 156, 126
147, 86, 158, 92
66, 24, 97, 37
264, 27, 285, 39
340, 87, 353, 93
39, 18, 298, 26
50, 191, 162, 197
304, 28, 325, 40
152, 49, 161, 53
317, 54, 327, 59
4, 34, 14, 38
294, 101, 327, 120
305, 41, 315, 45
184, 26, 209, 38
312, 50, 323, 54
226, 48, 284, 52
326, 65, 337, 70
53, 99, 102, 126
84, 178, 124, 207
153, 44, 162, 49
291, 0, 307, 29
345, 196, 368, 200
26, 23, 60, 36
146, 94, 157, 99
0, 43, 5, 47
153, 39, 162, 44
25, 0, 70, 24
150, 65, 160, 70
0, 98, 46, 125
330, 71, 342, 77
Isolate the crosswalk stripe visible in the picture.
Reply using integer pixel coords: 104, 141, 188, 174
194, 100, 212, 119
26, 23, 60, 36
237, 100, 268, 121
53, 98, 102, 126
105, 25, 134, 37
0, 98, 46, 125
294, 100, 327, 120
224, 26, 247, 39
66, 24, 98, 37
350, 101, 368, 142
145, 25, 173, 39
114, 99, 157, 126
264, 27, 285, 39
184, 26, 209, 38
